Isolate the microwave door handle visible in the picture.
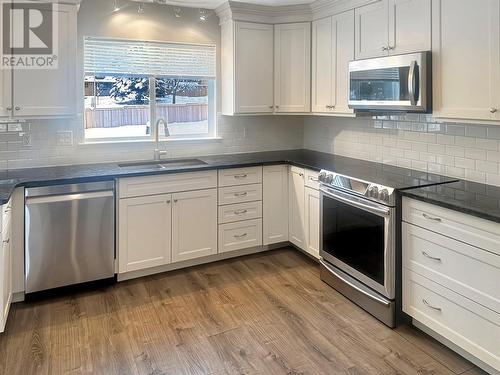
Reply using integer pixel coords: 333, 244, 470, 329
408, 60, 418, 106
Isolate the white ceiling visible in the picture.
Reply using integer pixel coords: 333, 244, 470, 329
132, 0, 315, 9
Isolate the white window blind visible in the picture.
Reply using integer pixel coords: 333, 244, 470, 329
84, 37, 216, 79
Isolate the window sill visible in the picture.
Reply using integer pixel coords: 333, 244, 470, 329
79, 136, 223, 146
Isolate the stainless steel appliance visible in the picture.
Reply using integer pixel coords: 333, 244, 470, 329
25, 181, 115, 294
348, 51, 431, 112
318, 170, 396, 327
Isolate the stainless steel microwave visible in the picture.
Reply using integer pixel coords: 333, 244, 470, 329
348, 51, 431, 113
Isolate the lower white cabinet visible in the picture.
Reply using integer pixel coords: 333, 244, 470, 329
218, 219, 263, 253
0, 202, 12, 333
263, 165, 289, 245
304, 187, 320, 259
289, 166, 306, 249
119, 194, 172, 273
172, 189, 217, 262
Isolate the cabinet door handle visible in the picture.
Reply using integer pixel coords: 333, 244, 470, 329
299, 173, 304, 177
309, 176, 319, 182
6, 106, 12, 111
3, 239, 9, 244
269, 106, 274, 109
422, 213, 442, 222
422, 299, 442, 312
381, 46, 388, 51
234, 192, 248, 197
490, 108, 498, 114
234, 233, 247, 239
422, 251, 442, 262
234, 174, 247, 179
234, 209, 248, 215
166, 200, 171, 204
388, 45, 395, 50
173, 199, 178, 203
15, 106, 20, 111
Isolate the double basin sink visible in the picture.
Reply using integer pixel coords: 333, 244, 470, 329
118, 158, 208, 171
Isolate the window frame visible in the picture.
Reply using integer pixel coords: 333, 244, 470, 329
82, 38, 217, 143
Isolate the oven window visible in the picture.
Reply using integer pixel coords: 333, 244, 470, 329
350, 67, 410, 101
322, 195, 385, 286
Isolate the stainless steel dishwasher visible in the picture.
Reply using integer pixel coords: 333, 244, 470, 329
25, 181, 115, 294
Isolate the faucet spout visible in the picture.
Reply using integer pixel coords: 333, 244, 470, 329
154, 118, 169, 161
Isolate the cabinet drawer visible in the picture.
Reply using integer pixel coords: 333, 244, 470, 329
119, 170, 217, 198
218, 201, 262, 224
403, 223, 500, 313
403, 269, 500, 370
402, 197, 500, 256
218, 219, 262, 253
218, 166, 263, 187
304, 169, 320, 190
218, 184, 262, 205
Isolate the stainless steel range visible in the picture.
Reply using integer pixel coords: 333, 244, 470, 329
318, 170, 397, 327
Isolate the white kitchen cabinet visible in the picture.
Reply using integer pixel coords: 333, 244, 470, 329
1, 202, 12, 333
118, 194, 172, 273
432, 0, 500, 121
288, 166, 306, 249
312, 10, 354, 115
274, 23, 311, 113
221, 21, 274, 115
263, 165, 289, 245
172, 189, 217, 262
304, 187, 320, 259
355, 0, 431, 59
11, 4, 77, 117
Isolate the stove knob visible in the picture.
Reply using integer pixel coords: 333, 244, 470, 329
325, 173, 334, 184
379, 188, 389, 202
318, 171, 327, 182
368, 185, 379, 198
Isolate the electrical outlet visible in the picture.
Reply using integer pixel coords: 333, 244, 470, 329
7, 123, 23, 132
56, 131, 73, 146
21, 132, 32, 147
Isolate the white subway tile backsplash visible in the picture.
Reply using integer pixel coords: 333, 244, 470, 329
303, 116, 500, 187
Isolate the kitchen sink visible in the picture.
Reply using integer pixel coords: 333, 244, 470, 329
118, 159, 208, 170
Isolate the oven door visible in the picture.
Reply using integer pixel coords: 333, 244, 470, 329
319, 186, 395, 299
348, 52, 428, 112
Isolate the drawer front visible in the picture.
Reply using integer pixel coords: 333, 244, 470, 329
304, 169, 320, 190
403, 269, 500, 370
218, 219, 263, 253
218, 184, 262, 205
218, 166, 263, 187
403, 223, 500, 313
218, 201, 262, 224
402, 197, 500, 256
119, 170, 217, 198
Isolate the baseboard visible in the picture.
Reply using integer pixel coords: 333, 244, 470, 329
413, 320, 499, 375
117, 242, 290, 282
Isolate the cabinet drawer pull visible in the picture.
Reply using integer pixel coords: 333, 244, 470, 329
490, 108, 498, 114
381, 46, 388, 51
422, 213, 442, 222
6, 106, 12, 111
309, 176, 319, 182
422, 251, 442, 262
234, 209, 248, 215
173, 199, 178, 203
15, 106, 20, 111
422, 299, 442, 312
166, 200, 171, 204
3, 239, 9, 244
234, 233, 247, 239
234, 174, 247, 179
234, 192, 248, 197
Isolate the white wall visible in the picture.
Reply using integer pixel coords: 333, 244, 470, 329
0, 0, 303, 169
304, 115, 500, 187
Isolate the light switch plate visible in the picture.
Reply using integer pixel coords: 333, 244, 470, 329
56, 131, 73, 146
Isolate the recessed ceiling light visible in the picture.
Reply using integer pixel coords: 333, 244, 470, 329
138, 3, 145, 14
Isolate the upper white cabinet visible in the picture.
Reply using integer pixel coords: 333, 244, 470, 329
432, 0, 500, 121
221, 21, 274, 115
263, 165, 289, 245
118, 194, 172, 273
172, 189, 217, 263
355, 0, 431, 59
9, 4, 77, 117
274, 23, 311, 113
312, 10, 355, 115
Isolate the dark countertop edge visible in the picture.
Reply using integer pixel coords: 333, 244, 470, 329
0, 159, 315, 205
399, 189, 500, 224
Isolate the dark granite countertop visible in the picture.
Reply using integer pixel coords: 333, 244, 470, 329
0, 149, 456, 205
400, 180, 500, 223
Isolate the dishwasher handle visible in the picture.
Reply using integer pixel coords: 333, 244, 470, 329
26, 190, 114, 205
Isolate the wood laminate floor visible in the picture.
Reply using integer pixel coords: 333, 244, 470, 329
0, 248, 487, 375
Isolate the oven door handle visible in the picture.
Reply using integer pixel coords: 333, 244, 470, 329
320, 187, 390, 217
320, 260, 391, 306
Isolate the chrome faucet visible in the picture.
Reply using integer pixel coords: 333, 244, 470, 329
153, 118, 169, 161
